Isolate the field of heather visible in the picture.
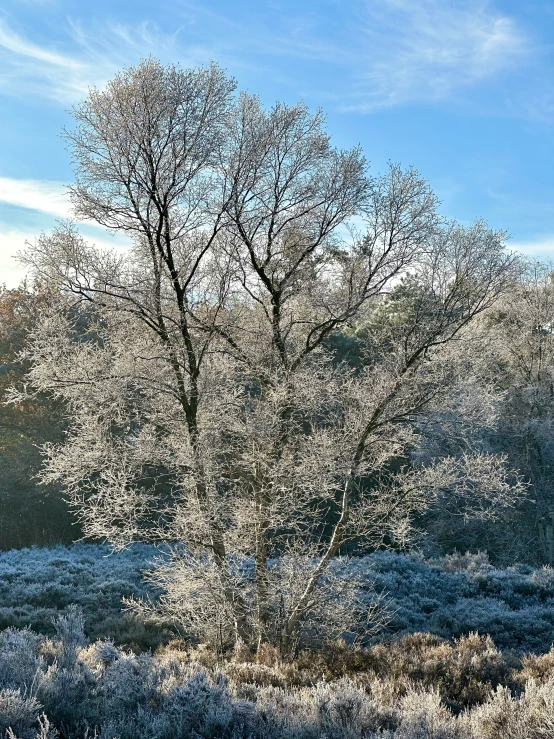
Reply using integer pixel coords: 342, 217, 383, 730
2, 546, 554, 738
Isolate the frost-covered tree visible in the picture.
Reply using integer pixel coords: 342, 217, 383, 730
395, 262, 554, 564
17, 59, 523, 652
481, 263, 554, 563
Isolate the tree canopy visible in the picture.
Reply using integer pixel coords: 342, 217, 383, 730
16, 59, 525, 652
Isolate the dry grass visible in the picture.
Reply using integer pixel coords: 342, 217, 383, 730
3, 612, 554, 738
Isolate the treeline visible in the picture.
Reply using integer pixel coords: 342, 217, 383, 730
1, 262, 554, 561
0, 286, 77, 548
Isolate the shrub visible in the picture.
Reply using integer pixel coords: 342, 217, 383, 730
0, 690, 41, 739
4, 617, 554, 739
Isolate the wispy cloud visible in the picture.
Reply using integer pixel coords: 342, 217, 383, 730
66, 18, 195, 63
341, 0, 530, 112
0, 21, 79, 68
0, 19, 112, 102
510, 236, 554, 260
0, 228, 31, 287
0, 17, 205, 104
174, 0, 533, 114
0, 1, 533, 111
0, 177, 70, 217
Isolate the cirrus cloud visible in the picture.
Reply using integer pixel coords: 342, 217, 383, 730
341, 0, 530, 112
0, 177, 70, 218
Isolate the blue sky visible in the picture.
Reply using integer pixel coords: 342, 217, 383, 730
0, 0, 553, 285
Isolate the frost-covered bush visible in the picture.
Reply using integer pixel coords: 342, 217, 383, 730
367, 551, 554, 652
3, 544, 554, 654
0, 543, 170, 648
0, 689, 41, 738
379, 633, 510, 711
6, 616, 554, 738
465, 679, 554, 739
0, 629, 44, 690
392, 688, 462, 739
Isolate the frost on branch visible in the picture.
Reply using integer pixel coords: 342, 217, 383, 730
16, 59, 522, 650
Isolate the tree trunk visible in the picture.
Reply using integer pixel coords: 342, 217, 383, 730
254, 488, 271, 650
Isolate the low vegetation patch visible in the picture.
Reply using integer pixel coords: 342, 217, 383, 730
0, 544, 169, 650
2, 609, 554, 738
2, 545, 554, 653
1, 545, 554, 736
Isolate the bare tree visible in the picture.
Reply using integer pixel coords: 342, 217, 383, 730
17, 59, 522, 653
